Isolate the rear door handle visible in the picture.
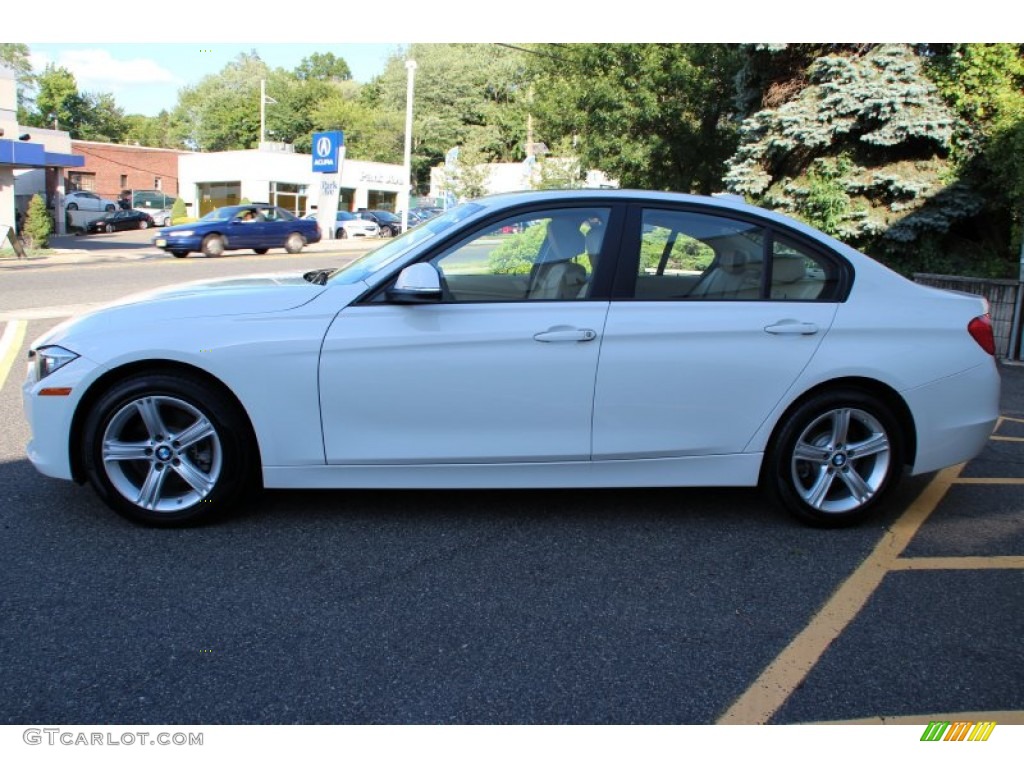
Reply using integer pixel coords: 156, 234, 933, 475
533, 327, 598, 343
764, 321, 819, 336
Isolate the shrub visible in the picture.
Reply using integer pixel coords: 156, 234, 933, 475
22, 194, 53, 249
171, 197, 187, 220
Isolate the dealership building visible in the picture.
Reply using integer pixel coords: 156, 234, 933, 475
178, 144, 408, 217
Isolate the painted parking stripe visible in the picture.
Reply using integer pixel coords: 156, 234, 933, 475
0, 320, 27, 392
717, 464, 964, 724
720, 414, 1024, 724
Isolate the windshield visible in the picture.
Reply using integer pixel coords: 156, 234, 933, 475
199, 207, 240, 222
328, 203, 485, 285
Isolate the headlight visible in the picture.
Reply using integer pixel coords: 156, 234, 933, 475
29, 345, 79, 380
170, 230, 194, 237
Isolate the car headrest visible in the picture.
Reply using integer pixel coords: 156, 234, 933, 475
720, 250, 748, 273
772, 255, 806, 284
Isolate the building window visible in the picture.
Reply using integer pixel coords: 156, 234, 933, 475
68, 172, 97, 192
270, 181, 309, 216
367, 189, 397, 212
196, 181, 241, 216
154, 177, 162, 190
120, 174, 128, 189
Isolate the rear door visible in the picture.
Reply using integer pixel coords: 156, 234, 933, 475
592, 205, 843, 459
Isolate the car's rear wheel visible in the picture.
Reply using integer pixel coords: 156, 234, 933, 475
81, 373, 257, 526
285, 233, 305, 254
202, 234, 225, 257
67, 203, 79, 211
253, 248, 268, 255
105, 224, 115, 233
140, 220, 149, 230
338, 228, 348, 239
170, 251, 188, 258
763, 389, 903, 527
105, 204, 116, 212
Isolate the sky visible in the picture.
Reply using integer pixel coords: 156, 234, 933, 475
25, 43, 403, 117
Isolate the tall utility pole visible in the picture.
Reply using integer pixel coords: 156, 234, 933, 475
259, 80, 277, 146
402, 60, 417, 233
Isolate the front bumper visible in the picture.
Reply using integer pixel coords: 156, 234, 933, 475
23, 354, 101, 481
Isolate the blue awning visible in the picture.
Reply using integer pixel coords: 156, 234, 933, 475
0, 139, 84, 169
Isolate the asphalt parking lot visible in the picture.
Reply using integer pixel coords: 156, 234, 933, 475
0, 244, 1021, 726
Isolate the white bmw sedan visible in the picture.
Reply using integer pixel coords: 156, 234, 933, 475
23, 191, 1000, 527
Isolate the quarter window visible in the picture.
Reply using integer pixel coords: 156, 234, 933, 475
769, 237, 839, 301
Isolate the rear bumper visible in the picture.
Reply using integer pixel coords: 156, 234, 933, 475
905, 361, 1001, 475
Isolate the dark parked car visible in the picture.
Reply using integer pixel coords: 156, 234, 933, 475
355, 209, 403, 237
85, 210, 156, 234
152, 204, 322, 258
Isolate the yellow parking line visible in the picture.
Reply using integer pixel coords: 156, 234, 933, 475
716, 464, 964, 724
0, 319, 27, 392
991, 436, 1024, 442
892, 556, 1024, 570
816, 710, 1024, 725
953, 477, 1024, 485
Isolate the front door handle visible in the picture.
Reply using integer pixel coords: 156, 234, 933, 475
533, 326, 598, 343
764, 321, 819, 336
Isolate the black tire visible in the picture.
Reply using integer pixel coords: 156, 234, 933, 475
67, 202, 79, 211
140, 220, 150, 230
284, 232, 305, 254
170, 251, 189, 259
253, 248, 269, 255
105, 224, 115, 233
337, 228, 348, 239
762, 388, 903, 527
81, 372, 258, 526
202, 234, 225, 258
105, 204, 116, 212
379, 227, 393, 238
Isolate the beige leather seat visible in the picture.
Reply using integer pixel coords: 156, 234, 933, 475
690, 250, 761, 299
771, 255, 823, 300
528, 219, 588, 301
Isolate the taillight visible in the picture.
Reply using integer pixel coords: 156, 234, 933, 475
968, 314, 996, 356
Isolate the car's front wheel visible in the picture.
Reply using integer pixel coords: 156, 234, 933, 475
253, 248, 269, 255
67, 203, 79, 211
763, 389, 903, 527
170, 250, 188, 258
202, 234, 225, 257
139, 220, 149, 230
285, 233, 305, 253
81, 373, 257, 526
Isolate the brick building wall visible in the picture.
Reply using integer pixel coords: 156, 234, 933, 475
68, 140, 185, 201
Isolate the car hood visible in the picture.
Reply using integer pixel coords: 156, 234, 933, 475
35, 272, 337, 348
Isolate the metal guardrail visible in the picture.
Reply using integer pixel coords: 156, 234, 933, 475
914, 273, 1022, 359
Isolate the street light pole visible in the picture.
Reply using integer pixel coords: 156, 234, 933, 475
402, 59, 417, 233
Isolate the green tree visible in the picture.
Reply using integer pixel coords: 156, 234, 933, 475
171, 197, 186, 221
295, 52, 352, 82
369, 44, 529, 187
124, 111, 176, 148
29, 64, 85, 132
170, 52, 268, 150
926, 44, 1024, 258
724, 44, 991, 275
529, 44, 744, 193
0, 43, 34, 122
22, 194, 52, 249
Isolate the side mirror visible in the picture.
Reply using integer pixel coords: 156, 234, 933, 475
388, 263, 442, 303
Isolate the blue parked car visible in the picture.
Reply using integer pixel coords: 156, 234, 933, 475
152, 204, 322, 258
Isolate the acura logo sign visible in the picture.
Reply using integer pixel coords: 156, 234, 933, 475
315, 136, 332, 157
